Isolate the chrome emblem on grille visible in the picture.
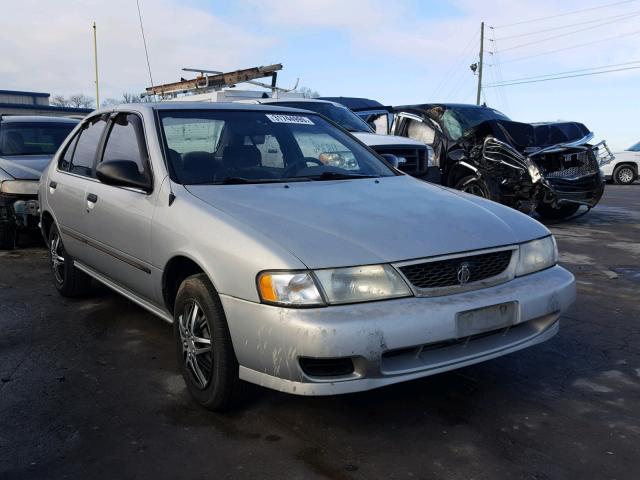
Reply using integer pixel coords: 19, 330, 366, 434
457, 263, 471, 285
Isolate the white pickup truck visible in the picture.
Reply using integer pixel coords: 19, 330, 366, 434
600, 141, 639, 184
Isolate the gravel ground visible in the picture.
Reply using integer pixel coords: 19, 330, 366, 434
1, 184, 639, 480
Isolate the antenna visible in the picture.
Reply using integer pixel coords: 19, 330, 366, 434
136, 0, 154, 89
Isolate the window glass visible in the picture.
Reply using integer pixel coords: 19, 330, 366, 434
407, 119, 436, 145
70, 117, 107, 176
58, 132, 80, 171
0, 122, 76, 156
628, 141, 640, 152
160, 111, 395, 184
271, 102, 372, 133
102, 114, 146, 173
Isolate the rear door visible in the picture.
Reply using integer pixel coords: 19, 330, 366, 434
80, 112, 158, 302
47, 115, 108, 259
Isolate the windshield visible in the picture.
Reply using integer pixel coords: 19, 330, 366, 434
0, 121, 76, 156
628, 141, 640, 152
159, 110, 396, 185
440, 106, 511, 141
270, 102, 373, 133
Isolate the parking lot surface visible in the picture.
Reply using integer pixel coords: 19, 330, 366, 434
1, 185, 639, 480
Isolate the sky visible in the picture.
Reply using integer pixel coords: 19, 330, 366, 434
1, 0, 639, 150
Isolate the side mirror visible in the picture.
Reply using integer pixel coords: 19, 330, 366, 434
448, 149, 467, 162
96, 160, 152, 192
380, 153, 406, 169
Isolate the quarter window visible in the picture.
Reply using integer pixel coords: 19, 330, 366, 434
102, 114, 147, 174
58, 132, 80, 171
70, 116, 107, 176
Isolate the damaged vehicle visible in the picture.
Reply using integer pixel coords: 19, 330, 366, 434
391, 104, 611, 219
41, 103, 575, 411
0, 115, 78, 248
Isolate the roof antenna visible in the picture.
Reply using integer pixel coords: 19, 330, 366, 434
136, 0, 175, 206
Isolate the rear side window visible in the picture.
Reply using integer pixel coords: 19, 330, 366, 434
58, 132, 80, 171
69, 116, 107, 176
102, 113, 148, 174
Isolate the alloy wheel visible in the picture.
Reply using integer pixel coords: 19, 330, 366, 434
178, 300, 213, 389
462, 181, 487, 198
50, 231, 66, 285
618, 167, 634, 184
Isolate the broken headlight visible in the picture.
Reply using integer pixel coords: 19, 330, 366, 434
516, 236, 558, 277
0, 180, 39, 196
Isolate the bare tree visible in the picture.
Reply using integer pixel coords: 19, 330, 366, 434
297, 86, 320, 98
68, 94, 95, 108
122, 92, 152, 103
51, 94, 70, 107
101, 98, 120, 108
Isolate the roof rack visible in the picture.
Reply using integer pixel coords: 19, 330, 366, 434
143, 63, 288, 98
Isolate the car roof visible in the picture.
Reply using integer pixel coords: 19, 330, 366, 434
319, 97, 385, 110
0, 115, 79, 123
100, 102, 319, 115
396, 103, 496, 111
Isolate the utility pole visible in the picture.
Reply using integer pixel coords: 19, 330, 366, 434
92, 22, 100, 108
476, 21, 484, 106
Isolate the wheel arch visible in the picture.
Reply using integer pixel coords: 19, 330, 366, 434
162, 255, 217, 314
614, 161, 638, 177
40, 210, 55, 244
446, 162, 478, 187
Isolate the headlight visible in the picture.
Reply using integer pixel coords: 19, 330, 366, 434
315, 265, 411, 305
0, 180, 39, 195
526, 161, 542, 183
257, 271, 324, 307
516, 236, 558, 276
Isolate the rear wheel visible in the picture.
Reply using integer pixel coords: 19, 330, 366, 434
48, 224, 92, 297
174, 273, 243, 411
0, 222, 17, 250
535, 202, 580, 220
613, 165, 636, 185
454, 175, 491, 199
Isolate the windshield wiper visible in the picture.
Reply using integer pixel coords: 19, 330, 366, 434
307, 172, 379, 181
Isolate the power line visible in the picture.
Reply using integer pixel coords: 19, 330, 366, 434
483, 65, 640, 87
485, 60, 640, 85
493, 8, 640, 40
493, 0, 637, 28
496, 10, 640, 51
493, 28, 640, 64
432, 30, 479, 98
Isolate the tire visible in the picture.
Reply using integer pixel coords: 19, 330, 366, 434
613, 164, 636, 185
48, 224, 92, 297
174, 273, 243, 411
0, 222, 17, 250
454, 175, 491, 199
535, 202, 580, 220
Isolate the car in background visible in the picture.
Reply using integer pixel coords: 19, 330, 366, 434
0, 115, 78, 248
40, 103, 575, 410
600, 141, 639, 184
237, 98, 437, 180
390, 104, 610, 220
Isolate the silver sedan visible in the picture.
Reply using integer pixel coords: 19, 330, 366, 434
39, 103, 575, 410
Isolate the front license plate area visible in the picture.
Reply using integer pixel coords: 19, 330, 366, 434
456, 302, 517, 338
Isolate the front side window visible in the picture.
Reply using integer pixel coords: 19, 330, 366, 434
159, 110, 396, 184
69, 116, 107, 176
0, 122, 76, 156
102, 113, 147, 174
441, 107, 511, 141
407, 119, 436, 145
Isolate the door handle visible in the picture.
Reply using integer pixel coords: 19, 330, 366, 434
49, 181, 57, 189
87, 193, 98, 203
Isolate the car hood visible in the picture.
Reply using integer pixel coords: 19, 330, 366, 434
186, 176, 548, 269
0, 155, 52, 180
352, 132, 426, 148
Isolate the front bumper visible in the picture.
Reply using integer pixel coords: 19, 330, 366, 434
220, 265, 575, 395
543, 172, 605, 208
0, 193, 39, 231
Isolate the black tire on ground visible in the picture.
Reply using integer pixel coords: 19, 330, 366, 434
0, 222, 17, 250
174, 273, 243, 411
47, 224, 92, 297
454, 175, 491, 199
535, 202, 581, 220
613, 164, 636, 185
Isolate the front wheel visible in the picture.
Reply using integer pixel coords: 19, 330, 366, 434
613, 165, 636, 185
535, 202, 580, 220
174, 273, 243, 411
454, 175, 491, 199
48, 224, 92, 297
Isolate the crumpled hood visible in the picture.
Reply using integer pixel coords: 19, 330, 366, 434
186, 176, 548, 269
469, 120, 592, 151
0, 155, 52, 180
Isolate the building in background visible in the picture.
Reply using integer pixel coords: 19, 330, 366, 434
0, 90, 92, 118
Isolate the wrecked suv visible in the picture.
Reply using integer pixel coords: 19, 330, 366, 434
0, 115, 78, 248
40, 103, 575, 410
392, 104, 610, 219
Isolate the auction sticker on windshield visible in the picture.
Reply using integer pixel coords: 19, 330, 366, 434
266, 114, 314, 125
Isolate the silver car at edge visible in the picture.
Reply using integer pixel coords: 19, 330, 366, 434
39, 103, 576, 410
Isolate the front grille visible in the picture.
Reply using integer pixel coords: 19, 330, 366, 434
371, 145, 428, 175
542, 149, 599, 178
399, 250, 513, 289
